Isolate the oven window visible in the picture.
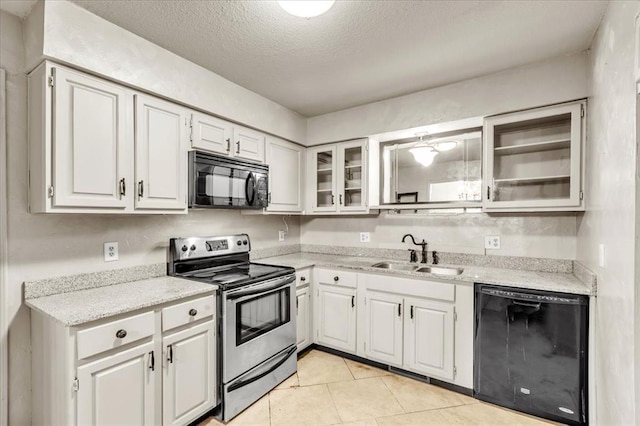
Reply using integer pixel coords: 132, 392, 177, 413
236, 287, 291, 345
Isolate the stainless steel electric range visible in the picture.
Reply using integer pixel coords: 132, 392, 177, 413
168, 234, 296, 422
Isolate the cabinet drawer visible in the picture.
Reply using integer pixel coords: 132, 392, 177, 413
296, 268, 311, 288
315, 268, 357, 288
162, 295, 215, 332
77, 311, 155, 360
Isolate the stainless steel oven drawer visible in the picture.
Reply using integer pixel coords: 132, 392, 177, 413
222, 345, 297, 421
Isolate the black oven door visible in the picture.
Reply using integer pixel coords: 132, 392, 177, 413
192, 160, 268, 208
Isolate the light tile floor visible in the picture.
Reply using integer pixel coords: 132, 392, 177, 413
201, 349, 559, 426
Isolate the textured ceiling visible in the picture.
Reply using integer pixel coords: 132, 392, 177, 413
5, 1, 608, 117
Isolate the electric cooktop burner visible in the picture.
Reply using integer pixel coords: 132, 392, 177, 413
168, 234, 294, 290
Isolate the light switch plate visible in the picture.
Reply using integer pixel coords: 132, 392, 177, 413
278, 231, 286, 242
360, 232, 371, 243
104, 242, 118, 262
485, 236, 501, 250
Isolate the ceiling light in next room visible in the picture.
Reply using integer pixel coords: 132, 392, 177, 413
410, 132, 439, 167
277, 1, 335, 18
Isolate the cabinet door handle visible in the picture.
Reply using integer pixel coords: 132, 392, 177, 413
115, 329, 127, 339
331, 194, 335, 205
351, 295, 355, 308
138, 180, 144, 199
398, 303, 401, 317
119, 178, 126, 197
149, 351, 155, 371
226, 138, 231, 152
339, 194, 343, 205
410, 305, 414, 319
296, 297, 299, 312
188, 308, 198, 317
236, 141, 240, 154
167, 344, 173, 364
487, 186, 490, 200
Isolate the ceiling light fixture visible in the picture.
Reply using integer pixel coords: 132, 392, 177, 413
432, 141, 458, 152
410, 132, 439, 167
277, 1, 335, 18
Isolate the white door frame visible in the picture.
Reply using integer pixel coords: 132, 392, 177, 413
0, 68, 9, 426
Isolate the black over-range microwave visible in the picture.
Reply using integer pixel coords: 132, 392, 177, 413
188, 151, 269, 209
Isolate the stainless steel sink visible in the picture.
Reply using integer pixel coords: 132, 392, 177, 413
370, 262, 419, 272
415, 266, 464, 276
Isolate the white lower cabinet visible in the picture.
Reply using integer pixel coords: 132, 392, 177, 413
162, 320, 216, 426
316, 284, 357, 353
296, 286, 312, 351
404, 297, 455, 381
30, 293, 216, 426
77, 341, 157, 425
363, 291, 403, 366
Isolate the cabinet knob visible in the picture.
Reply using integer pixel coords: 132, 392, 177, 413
188, 308, 198, 317
300, 276, 306, 282
115, 329, 127, 339
333, 276, 339, 282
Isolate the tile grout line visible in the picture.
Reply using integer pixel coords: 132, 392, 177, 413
379, 374, 409, 416
325, 381, 349, 424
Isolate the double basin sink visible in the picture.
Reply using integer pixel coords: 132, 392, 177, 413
371, 262, 464, 276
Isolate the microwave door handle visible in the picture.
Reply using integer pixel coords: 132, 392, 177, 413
245, 172, 256, 206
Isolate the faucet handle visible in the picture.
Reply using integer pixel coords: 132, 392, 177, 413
408, 249, 418, 263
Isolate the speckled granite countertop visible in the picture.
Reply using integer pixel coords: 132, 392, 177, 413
257, 253, 595, 295
26, 276, 216, 326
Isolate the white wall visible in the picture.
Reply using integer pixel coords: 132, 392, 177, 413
0, 10, 301, 425
301, 212, 577, 260
307, 52, 589, 144
576, 1, 640, 425
24, 0, 307, 144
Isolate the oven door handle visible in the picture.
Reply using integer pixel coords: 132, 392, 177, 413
226, 275, 294, 300
227, 346, 297, 392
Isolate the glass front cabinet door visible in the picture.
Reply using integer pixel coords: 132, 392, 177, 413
309, 140, 368, 213
483, 100, 586, 212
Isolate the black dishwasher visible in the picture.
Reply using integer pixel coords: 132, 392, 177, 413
474, 284, 588, 425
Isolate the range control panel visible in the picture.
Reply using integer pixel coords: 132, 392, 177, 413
170, 234, 251, 261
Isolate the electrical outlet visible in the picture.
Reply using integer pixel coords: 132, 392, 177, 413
104, 242, 119, 262
360, 232, 371, 243
484, 236, 501, 250
278, 231, 286, 242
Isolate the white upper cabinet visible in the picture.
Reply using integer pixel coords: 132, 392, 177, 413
266, 136, 304, 212
28, 62, 187, 214
190, 113, 265, 163
191, 112, 233, 155
483, 100, 585, 212
308, 139, 368, 214
134, 94, 188, 211
29, 64, 133, 211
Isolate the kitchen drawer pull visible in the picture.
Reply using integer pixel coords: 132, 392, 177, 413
226, 138, 231, 152
149, 351, 155, 371
167, 344, 174, 364
333, 276, 339, 282
300, 276, 306, 282
351, 295, 355, 308
115, 329, 127, 339
188, 308, 198, 317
